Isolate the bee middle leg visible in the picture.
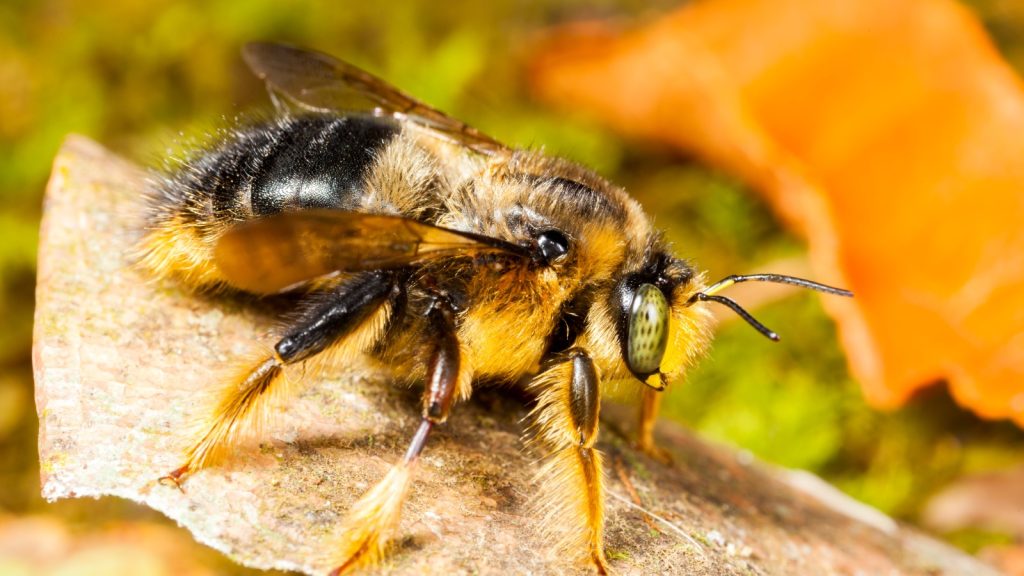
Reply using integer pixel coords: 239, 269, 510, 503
530, 348, 610, 574
164, 271, 399, 485
329, 296, 467, 575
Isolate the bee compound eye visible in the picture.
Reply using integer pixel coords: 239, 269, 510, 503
537, 229, 570, 263
626, 283, 669, 376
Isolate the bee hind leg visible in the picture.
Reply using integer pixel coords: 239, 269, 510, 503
329, 296, 466, 575
159, 355, 284, 488
530, 349, 611, 574
162, 271, 399, 485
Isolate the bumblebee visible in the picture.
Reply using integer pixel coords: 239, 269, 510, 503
141, 42, 851, 574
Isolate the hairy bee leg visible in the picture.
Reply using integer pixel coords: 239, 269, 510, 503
164, 271, 398, 484
531, 349, 610, 574
330, 298, 463, 575
637, 388, 673, 464
160, 356, 284, 489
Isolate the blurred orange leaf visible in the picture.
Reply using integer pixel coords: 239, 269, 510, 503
529, 0, 1024, 424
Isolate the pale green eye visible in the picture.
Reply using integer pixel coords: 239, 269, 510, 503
627, 283, 669, 376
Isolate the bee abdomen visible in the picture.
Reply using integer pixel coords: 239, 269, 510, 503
165, 114, 401, 222
244, 115, 399, 216
142, 114, 400, 289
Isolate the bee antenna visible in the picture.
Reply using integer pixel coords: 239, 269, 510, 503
691, 293, 780, 341
701, 274, 853, 298
687, 273, 853, 341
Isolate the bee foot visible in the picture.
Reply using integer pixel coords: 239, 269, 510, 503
326, 538, 378, 576
592, 548, 614, 575
637, 442, 674, 466
157, 464, 192, 493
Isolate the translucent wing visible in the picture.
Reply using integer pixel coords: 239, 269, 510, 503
214, 211, 529, 294
242, 42, 507, 155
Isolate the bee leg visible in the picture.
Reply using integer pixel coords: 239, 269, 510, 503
530, 349, 610, 574
637, 388, 673, 464
162, 271, 399, 485
329, 297, 465, 575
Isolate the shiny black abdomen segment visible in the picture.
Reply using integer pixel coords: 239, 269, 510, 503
157, 114, 399, 227
248, 115, 399, 216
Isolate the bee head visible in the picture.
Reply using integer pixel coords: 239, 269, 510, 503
612, 254, 711, 390
609, 252, 855, 390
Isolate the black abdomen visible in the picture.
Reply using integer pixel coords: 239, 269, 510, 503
247, 115, 398, 215
175, 114, 400, 221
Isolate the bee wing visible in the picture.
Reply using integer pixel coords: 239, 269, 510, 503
242, 42, 508, 155
214, 210, 529, 294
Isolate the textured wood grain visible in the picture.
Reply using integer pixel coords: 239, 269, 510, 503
33, 135, 997, 575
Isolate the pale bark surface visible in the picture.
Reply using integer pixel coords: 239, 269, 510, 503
34, 136, 998, 575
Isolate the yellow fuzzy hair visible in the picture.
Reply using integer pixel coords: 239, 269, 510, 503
527, 357, 609, 573
176, 300, 392, 477
137, 216, 228, 290
534, 448, 608, 572
329, 462, 414, 574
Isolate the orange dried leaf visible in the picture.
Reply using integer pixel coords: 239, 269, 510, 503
529, 0, 1024, 424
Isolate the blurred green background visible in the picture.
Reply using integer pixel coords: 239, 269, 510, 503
3, 0, 1024, 573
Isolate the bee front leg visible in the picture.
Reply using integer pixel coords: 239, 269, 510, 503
637, 387, 673, 464
162, 271, 399, 487
530, 349, 610, 574
329, 297, 467, 575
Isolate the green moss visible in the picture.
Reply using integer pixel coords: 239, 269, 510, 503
606, 549, 631, 561
943, 528, 1015, 555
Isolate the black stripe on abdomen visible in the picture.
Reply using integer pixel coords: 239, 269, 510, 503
247, 115, 399, 216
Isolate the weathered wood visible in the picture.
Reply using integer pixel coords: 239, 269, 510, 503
33, 135, 997, 575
